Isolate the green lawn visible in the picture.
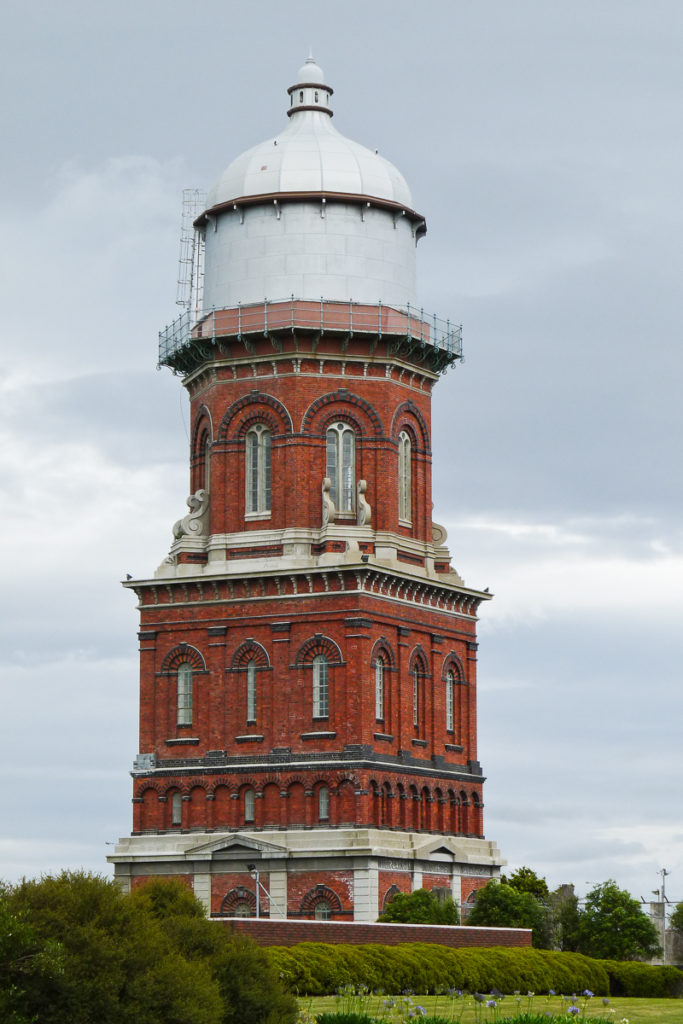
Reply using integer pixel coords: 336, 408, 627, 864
302, 994, 683, 1023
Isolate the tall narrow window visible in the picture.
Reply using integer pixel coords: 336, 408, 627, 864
375, 656, 385, 720
244, 788, 255, 823
318, 784, 329, 820
246, 425, 271, 514
398, 431, 412, 522
326, 423, 355, 513
171, 792, 182, 826
412, 662, 424, 729
177, 663, 193, 725
204, 435, 211, 493
446, 669, 455, 732
246, 660, 257, 723
313, 654, 329, 718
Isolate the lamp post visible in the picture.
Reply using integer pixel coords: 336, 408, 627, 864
247, 863, 260, 918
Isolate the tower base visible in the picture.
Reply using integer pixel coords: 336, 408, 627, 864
108, 827, 504, 920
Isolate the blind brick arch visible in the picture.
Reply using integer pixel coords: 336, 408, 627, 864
217, 393, 293, 441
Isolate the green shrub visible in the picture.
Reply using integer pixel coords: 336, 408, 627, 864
598, 958, 683, 997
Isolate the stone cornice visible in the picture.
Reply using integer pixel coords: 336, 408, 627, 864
124, 562, 490, 618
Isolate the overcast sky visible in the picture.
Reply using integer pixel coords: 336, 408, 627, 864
2, 0, 682, 912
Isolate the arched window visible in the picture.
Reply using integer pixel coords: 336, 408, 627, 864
171, 792, 182, 826
398, 430, 412, 522
233, 901, 252, 917
446, 669, 456, 732
314, 899, 332, 920
318, 784, 329, 821
375, 656, 385, 720
326, 422, 355, 513
244, 788, 255, 823
177, 663, 193, 725
412, 661, 425, 730
313, 654, 329, 718
246, 660, 257, 724
246, 424, 271, 514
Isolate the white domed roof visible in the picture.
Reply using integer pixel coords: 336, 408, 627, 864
205, 58, 415, 212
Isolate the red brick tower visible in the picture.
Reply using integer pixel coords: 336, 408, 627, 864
109, 57, 503, 920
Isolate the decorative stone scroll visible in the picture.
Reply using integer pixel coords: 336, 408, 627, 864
173, 489, 209, 540
357, 479, 371, 526
322, 477, 336, 525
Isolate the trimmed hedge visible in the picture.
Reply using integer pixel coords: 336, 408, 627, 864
267, 944, 609, 996
599, 958, 683, 997
266, 943, 683, 998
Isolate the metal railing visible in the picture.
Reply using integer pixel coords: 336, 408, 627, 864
158, 297, 462, 371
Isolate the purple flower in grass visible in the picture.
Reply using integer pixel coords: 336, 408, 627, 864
568, 1008, 580, 1017
583, 989, 594, 998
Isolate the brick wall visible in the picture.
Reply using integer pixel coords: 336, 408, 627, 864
223, 917, 531, 948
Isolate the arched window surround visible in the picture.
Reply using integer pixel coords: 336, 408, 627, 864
294, 636, 343, 722
408, 647, 429, 733
299, 884, 343, 919
220, 887, 257, 917
370, 639, 395, 725
441, 654, 465, 736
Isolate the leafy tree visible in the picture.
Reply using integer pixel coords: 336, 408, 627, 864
130, 877, 298, 1024
549, 883, 582, 952
0, 894, 63, 1024
377, 887, 460, 924
3, 871, 223, 1024
466, 880, 553, 948
576, 879, 661, 961
669, 901, 683, 934
503, 866, 550, 902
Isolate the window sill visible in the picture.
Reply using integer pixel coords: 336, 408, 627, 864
374, 732, 394, 742
398, 518, 413, 528
301, 731, 336, 740
167, 737, 200, 745
244, 511, 271, 521
235, 735, 264, 743
445, 742, 464, 753
411, 738, 428, 748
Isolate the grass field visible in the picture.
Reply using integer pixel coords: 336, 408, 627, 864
302, 993, 683, 1023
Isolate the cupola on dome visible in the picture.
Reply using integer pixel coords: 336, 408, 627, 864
199, 57, 425, 310
205, 57, 415, 211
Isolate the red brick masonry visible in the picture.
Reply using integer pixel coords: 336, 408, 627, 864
223, 918, 531, 948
